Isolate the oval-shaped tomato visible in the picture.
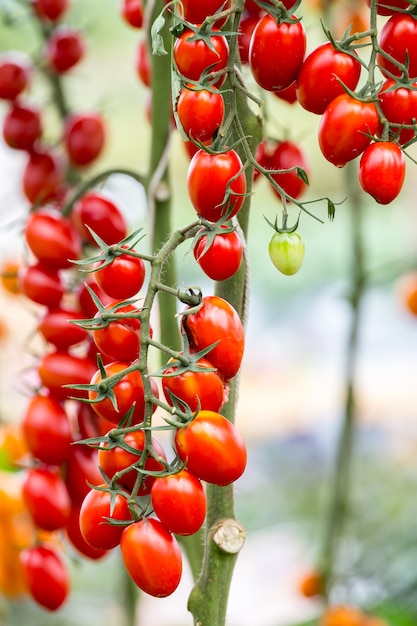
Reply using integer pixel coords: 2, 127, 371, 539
0, 52, 32, 101
249, 14, 306, 91
66, 502, 109, 560
176, 85, 224, 143
187, 148, 246, 222
38, 306, 88, 349
318, 94, 379, 167
71, 190, 127, 246
45, 25, 85, 73
120, 0, 143, 28
91, 302, 143, 363
89, 361, 158, 425
268, 230, 305, 275
267, 140, 309, 200
179, 0, 231, 26
22, 150, 64, 205
2, 102, 42, 151
79, 486, 131, 550
182, 295, 245, 382
296, 42, 361, 115
22, 466, 71, 531
174, 410, 247, 485
173, 28, 229, 87
98, 428, 167, 494
120, 517, 183, 597
358, 141, 406, 205
20, 544, 69, 611
162, 355, 226, 413
38, 350, 97, 400
32, 0, 69, 21
65, 443, 103, 504
379, 78, 417, 145
22, 393, 72, 465
193, 226, 243, 281
377, 13, 417, 79
64, 112, 106, 167
19, 262, 64, 308
94, 246, 146, 300
25, 208, 81, 269
238, 12, 261, 65
151, 469, 206, 535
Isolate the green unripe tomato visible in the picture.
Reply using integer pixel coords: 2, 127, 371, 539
268, 231, 305, 276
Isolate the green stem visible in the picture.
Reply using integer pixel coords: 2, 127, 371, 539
320, 159, 366, 594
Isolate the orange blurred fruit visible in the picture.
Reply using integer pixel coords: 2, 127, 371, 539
0, 260, 21, 295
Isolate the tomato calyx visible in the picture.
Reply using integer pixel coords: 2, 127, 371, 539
71, 227, 149, 273
256, 0, 303, 25
264, 211, 300, 235
70, 287, 144, 332
190, 215, 237, 259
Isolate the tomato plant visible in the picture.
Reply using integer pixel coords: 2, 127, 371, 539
193, 226, 243, 281
358, 141, 406, 205
94, 246, 146, 299
173, 28, 229, 87
79, 486, 131, 550
176, 85, 224, 143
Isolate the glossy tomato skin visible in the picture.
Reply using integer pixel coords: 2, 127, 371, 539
379, 78, 417, 145
182, 295, 245, 381
377, 14, 417, 79
37, 350, 97, 400
64, 113, 106, 167
98, 428, 167, 494
358, 141, 406, 205
0, 52, 32, 100
72, 191, 127, 245
22, 150, 64, 205
268, 140, 309, 200
94, 247, 146, 300
296, 42, 361, 115
174, 410, 247, 485
193, 227, 243, 281
79, 486, 131, 550
38, 306, 88, 349
65, 444, 103, 504
238, 12, 261, 65
45, 25, 85, 73
25, 208, 81, 269
20, 262, 64, 307
249, 14, 306, 92
22, 466, 71, 531
22, 393, 72, 465
180, 0, 231, 26
173, 28, 229, 87
187, 149, 246, 222
151, 469, 206, 535
89, 361, 159, 425
2, 102, 42, 151
176, 86, 224, 143
162, 356, 226, 413
91, 302, 143, 363
120, 517, 182, 597
269, 231, 305, 275
20, 544, 69, 611
318, 94, 379, 167
66, 502, 109, 560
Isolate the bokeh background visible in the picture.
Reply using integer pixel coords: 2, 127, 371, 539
1, 1, 417, 625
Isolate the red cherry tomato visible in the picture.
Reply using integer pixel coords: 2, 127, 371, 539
173, 28, 229, 87
97, 428, 167, 494
94, 246, 146, 299
2, 102, 42, 151
182, 295, 245, 381
91, 302, 144, 363
71, 191, 127, 245
32, 0, 69, 21
358, 141, 406, 205
161, 355, 226, 413
365, 0, 409, 13
65, 443, 103, 504
37, 350, 97, 400
174, 410, 247, 485
238, 12, 261, 65
20, 262, 64, 308
0, 52, 32, 100
22, 393, 72, 465
187, 148, 247, 222
249, 14, 306, 91
120, 0, 143, 28
22, 150, 64, 205
64, 112, 106, 167
38, 306, 88, 349
193, 226, 243, 281
22, 466, 71, 531
136, 38, 151, 87
267, 140, 309, 200
45, 25, 85, 73
20, 544, 70, 611
120, 517, 183, 597
179, 0, 231, 27
176, 85, 224, 143
66, 502, 109, 560
377, 13, 417, 79
25, 208, 81, 269
79, 486, 131, 550
151, 469, 206, 535
296, 42, 361, 115
379, 78, 417, 145
76, 278, 114, 318
318, 93, 379, 167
